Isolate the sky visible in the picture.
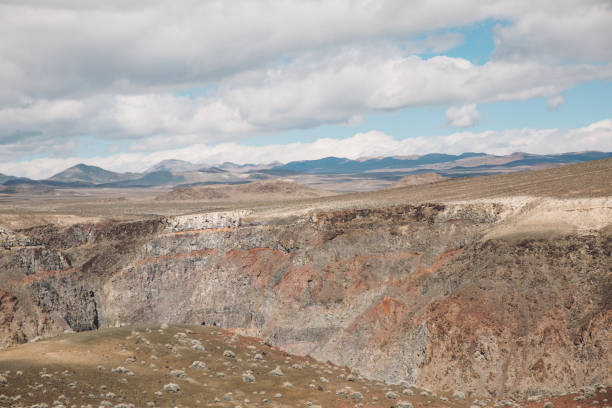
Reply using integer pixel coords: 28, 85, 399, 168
1, 0, 611, 179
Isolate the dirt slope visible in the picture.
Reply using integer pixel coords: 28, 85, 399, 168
1, 325, 607, 407
0, 324, 445, 407
387, 172, 448, 189
156, 180, 336, 202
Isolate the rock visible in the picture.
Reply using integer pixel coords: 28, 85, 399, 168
111, 367, 132, 375
453, 390, 466, 400
269, 366, 284, 376
223, 350, 236, 358
350, 391, 363, 400
170, 369, 186, 379
544, 402, 554, 408
242, 372, 256, 383
403, 388, 414, 396
386, 391, 399, 399
191, 361, 206, 370
398, 402, 414, 408
163, 383, 180, 393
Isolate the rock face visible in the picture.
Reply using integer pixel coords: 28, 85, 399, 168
0, 201, 610, 399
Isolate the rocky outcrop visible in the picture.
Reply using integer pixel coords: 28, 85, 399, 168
163, 210, 251, 232
0, 202, 609, 399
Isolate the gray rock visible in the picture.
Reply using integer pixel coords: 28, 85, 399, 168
170, 369, 186, 379
163, 383, 180, 393
269, 366, 284, 376
453, 390, 466, 399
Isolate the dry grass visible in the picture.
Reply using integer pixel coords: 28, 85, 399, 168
0, 325, 446, 407
0, 325, 606, 407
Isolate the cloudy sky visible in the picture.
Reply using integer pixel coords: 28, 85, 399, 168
1, 0, 611, 178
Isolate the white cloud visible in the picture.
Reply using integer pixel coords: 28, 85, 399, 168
445, 104, 481, 127
0, 1, 610, 103
493, 2, 612, 63
547, 95, 564, 110
1, 52, 609, 156
1, 119, 610, 179
0, 1, 611, 162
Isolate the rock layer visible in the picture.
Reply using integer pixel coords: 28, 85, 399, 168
0, 201, 610, 399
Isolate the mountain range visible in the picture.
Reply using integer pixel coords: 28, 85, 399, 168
1, 151, 611, 192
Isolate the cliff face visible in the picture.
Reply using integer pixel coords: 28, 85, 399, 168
0, 202, 610, 399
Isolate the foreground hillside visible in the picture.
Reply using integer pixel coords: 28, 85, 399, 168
0, 325, 608, 407
0, 324, 426, 407
0, 159, 611, 401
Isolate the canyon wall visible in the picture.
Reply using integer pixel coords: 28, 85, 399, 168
0, 202, 610, 399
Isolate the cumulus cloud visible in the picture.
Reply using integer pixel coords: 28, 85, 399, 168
1, 52, 609, 156
445, 104, 481, 127
1, 1, 611, 164
547, 95, 564, 110
493, 2, 612, 63
1, 1, 610, 103
1, 119, 610, 179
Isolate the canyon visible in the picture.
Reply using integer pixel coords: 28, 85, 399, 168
0, 159, 610, 401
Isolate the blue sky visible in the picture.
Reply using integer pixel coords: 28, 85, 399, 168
0, 1, 611, 178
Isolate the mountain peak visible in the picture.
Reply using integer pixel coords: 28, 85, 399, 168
48, 163, 136, 184
145, 159, 198, 173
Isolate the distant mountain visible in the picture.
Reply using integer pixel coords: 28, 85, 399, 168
268, 153, 487, 174
3, 178, 92, 188
145, 159, 199, 173
501, 151, 612, 167
3, 151, 611, 192
0, 173, 18, 184
48, 163, 138, 184
99, 170, 185, 187
217, 161, 281, 173
197, 166, 227, 174
264, 152, 612, 176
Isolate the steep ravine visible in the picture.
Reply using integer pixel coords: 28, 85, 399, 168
0, 202, 610, 400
